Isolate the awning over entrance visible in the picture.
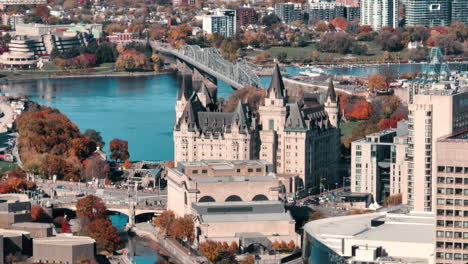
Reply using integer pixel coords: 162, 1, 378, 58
237, 232, 272, 249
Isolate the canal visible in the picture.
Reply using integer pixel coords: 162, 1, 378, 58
1, 63, 466, 161
109, 212, 163, 264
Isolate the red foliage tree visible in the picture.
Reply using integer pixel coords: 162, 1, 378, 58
76, 195, 107, 221
109, 138, 130, 162
83, 155, 109, 182
348, 101, 372, 119
61, 219, 71, 233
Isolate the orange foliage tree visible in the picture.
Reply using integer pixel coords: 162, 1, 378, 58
348, 101, 372, 119
115, 49, 151, 72
31, 205, 52, 223
109, 138, 130, 162
331, 17, 348, 31
366, 74, 388, 92
123, 160, 132, 169
199, 240, 222, 263
76, 195, 107, 221
87, 217, 123, 252
153, 210, 175, 235
384, 194, 403, 206
168, 215, 195, 245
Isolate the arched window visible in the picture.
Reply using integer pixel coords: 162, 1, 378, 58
198, 196, 216, 203
225, 195, 242, 202
252, 194, 269, 201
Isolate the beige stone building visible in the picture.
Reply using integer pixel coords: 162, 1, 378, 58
406, 49, 468, 212
350, 120, 408, 204
173, 65, 341, 195
434, 130, 468, 264
167, 160, 280, 216
258, 65, 340, 193
166, 160, 300, 250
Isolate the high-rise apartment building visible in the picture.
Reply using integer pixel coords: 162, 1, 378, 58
202, 10, 236, 38
435, 130, 468, 264
275, 3, 302, 24
360, 0, 398, 30
451, 0, 468, 25
404, 0, 451, 27
351, 120, 408, 203
306, 2, 345, 22
406, 48, 468, 212
235, 8, 259, 26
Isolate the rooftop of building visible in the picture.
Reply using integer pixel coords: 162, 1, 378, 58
0, 193, 30, 203
34, 235, 96, 246
177, 160, 271, 168
354, 120, 408, 144
0, 228, 30, 237
11, 222, 53, 229
193, 201, 294, 223
304, 211, 434, 256
193, 174, 277, 183
438, 128, 468, 142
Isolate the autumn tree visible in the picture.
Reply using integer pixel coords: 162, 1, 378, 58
83, 155, 109, 182
153, 210, 175, 236
76, 195, 107, 221
199, 240, 222, 263
287, 240, 295, 250
109, 138, 130, 162
254, 51, 271, 64
348, 101, 372, 119
272, 240, 281, 251
331, 17, 348, 31
115, 49, 151, 72
169, 215, 195, 245
308, 211, 325, 221
87, 217, 123, 252
319, 32, 355, 54
31, 205, 52, 223
384, 194, 403, 206
229, 241, 238, 252
366, 74, 388, 92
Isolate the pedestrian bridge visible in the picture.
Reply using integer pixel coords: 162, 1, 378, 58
150, 41, 259, 89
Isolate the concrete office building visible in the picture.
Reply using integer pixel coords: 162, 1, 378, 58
202, 10, 236, 38
434, 130, 468, 264
166, 160, 281, 216
406, 48, 468, 212
404, 0, 451, 27
302, 212, 435, 263
275, 3, 302, 24
360, 0, 398, 30
33, 235, 96, 264
350, 120, 408, 204
11, 222, 53, 239
15, 23, 103, 39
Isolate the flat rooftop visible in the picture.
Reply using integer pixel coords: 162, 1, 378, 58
193, 201, 293, 223
304, 212, 434, 258
34, 235, 96, 246
177, 160, 271, 168
439, 128, 468, 141
193, 175, 277, 183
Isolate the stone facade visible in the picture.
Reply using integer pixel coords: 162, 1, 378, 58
167, 160, 280, 217
174, 65, 341, 194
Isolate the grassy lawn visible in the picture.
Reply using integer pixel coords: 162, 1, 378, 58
0, 161, 17, 174
341, 120, 358, 138
247, 42, 410, 62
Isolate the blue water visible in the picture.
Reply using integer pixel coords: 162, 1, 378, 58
109, 212, 160, 264
2, 63, 465, 161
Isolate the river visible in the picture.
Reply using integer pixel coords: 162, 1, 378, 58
1, 63, 466, 161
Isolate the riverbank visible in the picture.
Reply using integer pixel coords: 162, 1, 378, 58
132, 223, 206, 264
0, 70, 176, 84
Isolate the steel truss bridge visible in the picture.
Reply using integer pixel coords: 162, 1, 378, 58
151, 41, 259, 89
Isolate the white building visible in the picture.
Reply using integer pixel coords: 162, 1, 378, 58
360, 0, 398, 30
202, 9, 236, 38
303, 212, 435, 263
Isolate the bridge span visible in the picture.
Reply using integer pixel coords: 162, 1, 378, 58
54, 203, 164, 217
151, 41, 259, 89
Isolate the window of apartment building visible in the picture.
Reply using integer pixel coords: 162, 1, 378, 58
437, 166, 445, 173
464, 178, 468, 184
438, 177, 445, 183
455, 221, 463, 227
447, 177, 454, 183
447, 167, 454, 173
237, 169, 241, 173
202, 170, 207, 174
426, 111, 432, 116
437, 198, 445, 205
456, 167, 463, 173
437, 231, 444, 237
356, 151, 361, 156
456, 199, 463, 205
456, 178, 463, 184
464, 189, 468, 195
456, 189, 463, 195
437, 188, 444, 194
192, 170, 198, 174
446, 231, 453, 238
256, 168, 262, 172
